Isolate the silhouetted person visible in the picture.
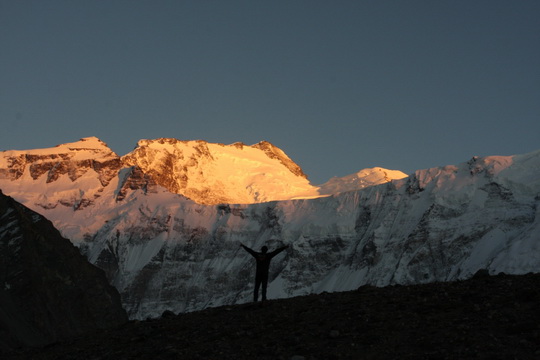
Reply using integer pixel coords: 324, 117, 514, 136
241, 243, 289, 302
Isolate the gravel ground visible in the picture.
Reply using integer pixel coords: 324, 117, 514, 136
4, 271, 540, 360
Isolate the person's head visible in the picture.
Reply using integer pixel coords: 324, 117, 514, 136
261, 246, 268, 253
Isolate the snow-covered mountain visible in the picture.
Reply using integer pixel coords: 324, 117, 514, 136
0, 137, 406, 207
318, 167, 409, 195
1, 137, 538, 319
121, 138, 320, 204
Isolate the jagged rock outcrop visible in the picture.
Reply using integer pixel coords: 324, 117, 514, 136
251, 140, 308, 178
0, 137, 123, 211
0, 137, 121, 186
115, 166, 159, 202
0, 190, 127, 350
121, 138, 319, 204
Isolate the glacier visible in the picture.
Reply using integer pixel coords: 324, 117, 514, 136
1, 137, 539, 319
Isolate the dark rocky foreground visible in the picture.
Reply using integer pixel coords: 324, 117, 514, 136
4, 271, 540, 360
0, 191, 127, 350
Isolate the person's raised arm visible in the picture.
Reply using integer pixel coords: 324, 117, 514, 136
269, 245, 289, 258
240, 244, 257, 257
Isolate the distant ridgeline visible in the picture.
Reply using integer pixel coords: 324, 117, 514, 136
1, 137, 539, 320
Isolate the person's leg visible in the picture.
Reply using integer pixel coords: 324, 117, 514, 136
261, 276, 268, 301
254, 276, 261, 302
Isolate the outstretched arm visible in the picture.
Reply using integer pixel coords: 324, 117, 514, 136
240, 244, 257, 257
269, 245, 289, 258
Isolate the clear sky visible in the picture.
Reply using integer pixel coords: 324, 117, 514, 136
1, 1, 539, 184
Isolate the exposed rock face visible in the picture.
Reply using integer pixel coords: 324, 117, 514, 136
251, 140, 308, 178
0, 137, 122, 186
115, 166, 159, 202
0, 191, 127, 350
0, 137, 123, 212
121, 138, 318, 204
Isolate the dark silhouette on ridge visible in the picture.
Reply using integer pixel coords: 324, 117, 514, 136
241, 243, 288, 302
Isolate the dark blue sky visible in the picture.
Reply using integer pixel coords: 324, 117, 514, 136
1, 1, 539, 184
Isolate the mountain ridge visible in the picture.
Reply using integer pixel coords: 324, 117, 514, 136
120, 137, 319, 204
1, 138, 538, 319
0, 137, 407, 205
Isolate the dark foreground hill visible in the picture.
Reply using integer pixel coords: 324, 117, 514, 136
4, 271, 540, 360
0, 191, 127, 350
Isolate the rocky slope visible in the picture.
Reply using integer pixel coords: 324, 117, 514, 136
0, 190, 127, 350
4, 272, 539, 359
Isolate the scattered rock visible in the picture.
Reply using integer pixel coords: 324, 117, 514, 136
290, 356, 305, 360
328, 330, 340, 339
3, 273, 540, 359
160, 310, 176, 319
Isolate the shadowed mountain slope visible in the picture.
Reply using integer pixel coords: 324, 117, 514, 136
0, 191, 127, 350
